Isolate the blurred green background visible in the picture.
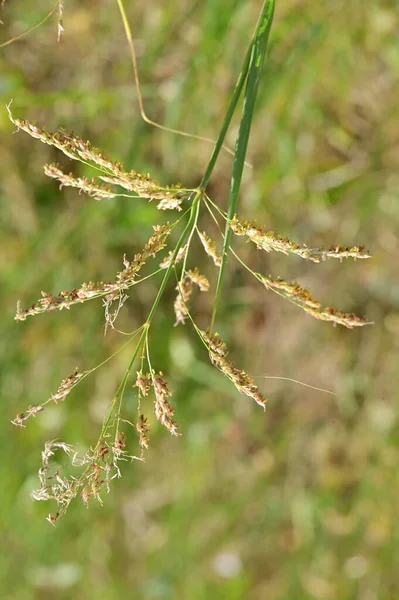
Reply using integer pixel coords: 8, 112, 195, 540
1, 1, 398, 598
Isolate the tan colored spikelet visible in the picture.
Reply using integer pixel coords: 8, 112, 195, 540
231, 215, 371, 263
159, 245, 187, 269
15, 225, 171, 321
51, 369, 84, 403
44, 164, 116, 200
201, 330, 267, 408
8, 106, 184, 210
135, 371, 152, 396
260, 275, 373, 328
186, 268, 210, 292
57, 0, 64, 41
11, 369, 84, 428
152, 372, 180, 435
11, 405, 44, 428
173, 268, 209, 325
174, 278, 193, 325
198, 231, 222, 266
136, 414, 150, 449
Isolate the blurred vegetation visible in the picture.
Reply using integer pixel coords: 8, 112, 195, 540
1, 1, 398, 598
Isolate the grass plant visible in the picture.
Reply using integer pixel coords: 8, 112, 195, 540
5, 0, 372, 525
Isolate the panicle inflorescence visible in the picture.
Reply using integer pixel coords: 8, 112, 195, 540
231, 215, 371, 263
9, 87, 373, 524
201, 330, 267, 408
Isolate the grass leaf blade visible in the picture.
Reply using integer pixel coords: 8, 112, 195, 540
211, 0, 275, 329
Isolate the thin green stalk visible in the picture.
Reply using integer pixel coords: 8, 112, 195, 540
199, 0, 274, 189
100, 326, 147, 436
199, 43, 252, 190
146, 190, 202, 325
211, 0, 275, 330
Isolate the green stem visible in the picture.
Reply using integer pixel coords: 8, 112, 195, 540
146, 190, 202, 325
100, 326, 147, 436
199, 44, 252, 190
211, 0, 275, 330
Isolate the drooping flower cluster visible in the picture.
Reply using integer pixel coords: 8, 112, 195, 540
134, 370, 179, 439
9, 100, 373, 525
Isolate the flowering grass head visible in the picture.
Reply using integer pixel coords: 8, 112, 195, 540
9, 0, 373, 523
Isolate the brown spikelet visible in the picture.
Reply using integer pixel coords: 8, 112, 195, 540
198, 231, 222, 266
186, 268, 210, 292
44, 164, 116, 200
152, 372, 179, 435
8, 106, 184, 210
136, 415, 150, 449
174, 278, 193, 325
135, 372, 152, 397
201, 330, 267, 408
15, 225, 171, 321
231, 215, 371, 263
260, 275, 373, 328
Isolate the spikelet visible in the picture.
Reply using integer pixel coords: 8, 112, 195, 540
186, 268, 210, 292
136, 415, 150, 449
201, 330, 267, 408
174, 278, 193, 325
152, 372, 179, 435
231, 215, 371, 263
44, 163, 116, 200
260, 275, 373, 328
159, 245, 187, 269
15, 225, 171, 321
8, 106, 184, 210
135, 371, 152, 397
173, 269, 210, 325
12, 369, 84, 428
198, 231, 222, 266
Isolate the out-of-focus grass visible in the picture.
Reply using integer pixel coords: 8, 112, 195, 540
1, 1, 398, 598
